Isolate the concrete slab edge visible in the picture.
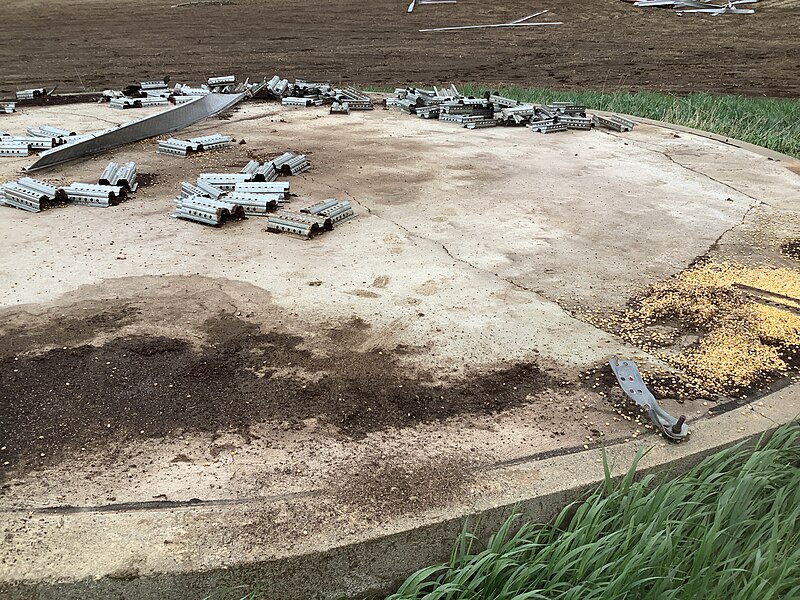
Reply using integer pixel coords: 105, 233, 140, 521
594, 109, 800, 167
2, 383, 797, 600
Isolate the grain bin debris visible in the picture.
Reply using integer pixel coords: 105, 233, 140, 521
386, 86, 635, 134
172, 155, 355, 235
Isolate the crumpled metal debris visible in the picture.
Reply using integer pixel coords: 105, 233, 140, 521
609, 356, 689, 442
387, 86, 636, 134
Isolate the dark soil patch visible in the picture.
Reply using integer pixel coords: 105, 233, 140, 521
0, 313, 557, 476
0, 301, 137, 358
780, 240, 800, 260
136, 173, 159, 188
334, 453, 473, 520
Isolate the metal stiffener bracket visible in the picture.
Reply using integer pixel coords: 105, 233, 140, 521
609, 356, 689, 442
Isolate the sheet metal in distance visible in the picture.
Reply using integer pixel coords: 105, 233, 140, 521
27, 93, 245, 171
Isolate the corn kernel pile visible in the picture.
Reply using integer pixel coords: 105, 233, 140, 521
604, 260, 800, 397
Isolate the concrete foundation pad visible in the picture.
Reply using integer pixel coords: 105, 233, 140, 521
0, 99, 798, 598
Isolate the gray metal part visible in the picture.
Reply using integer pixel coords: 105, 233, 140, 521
159, 139, 195, 156
180, 182, 207, 199
608, 357, 689, 441
530, 121, 567, 133
255, 163, 278, 182
0, 183, 45, 212
282, 97, 312, 106
27, 93, 245, 171
283, 155, 310, 175
197, 173, 251, 190
99, 162, 137, 189
28, 125, 76, 138
302, 199, 339, 215
271, 152, 296, 168
227, 192, 279, 215
188, 133, 231, 147
489, 95, 519, 107
266, 215, 316, 237
63, 183, 124, 206
195, 179, 227, 199
0, 143, 31, 157
319, 202, 355, 225
592, 114, 635, 132
240, 160, 260, 175
174, 202, 222, 226
465, 121, 497, 129
17, 177, 60, 199
279, 210, 332, 231
208, 75, 236, 86
8, 136, 56, 150
234, 182, 289, 197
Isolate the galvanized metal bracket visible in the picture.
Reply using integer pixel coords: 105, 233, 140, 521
608, 356, 689, 442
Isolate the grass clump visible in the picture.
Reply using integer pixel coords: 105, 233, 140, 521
387, 423, 800, 600
450, 86, 800, 158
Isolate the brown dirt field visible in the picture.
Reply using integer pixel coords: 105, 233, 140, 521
1, 0, 798, 98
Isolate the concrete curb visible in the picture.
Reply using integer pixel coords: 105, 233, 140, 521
2, 384, 797, 600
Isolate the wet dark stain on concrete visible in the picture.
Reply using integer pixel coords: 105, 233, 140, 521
0, 313, 556, 476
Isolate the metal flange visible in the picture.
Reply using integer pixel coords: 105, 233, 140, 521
609, 356, 689, 442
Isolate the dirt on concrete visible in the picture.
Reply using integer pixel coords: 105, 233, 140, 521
332, 452, 474, 520
0, 296, 558, 476
1, 0, 798, 98
781, 240, 800, 260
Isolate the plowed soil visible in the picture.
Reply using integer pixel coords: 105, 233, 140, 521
1, 0, 798, 98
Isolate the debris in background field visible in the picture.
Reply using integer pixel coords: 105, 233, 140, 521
386, 86, 635, 134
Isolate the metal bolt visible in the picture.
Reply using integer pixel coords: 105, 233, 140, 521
671, 415, 686, 435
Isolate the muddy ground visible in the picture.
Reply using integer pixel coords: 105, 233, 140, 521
1, 0, 799, 98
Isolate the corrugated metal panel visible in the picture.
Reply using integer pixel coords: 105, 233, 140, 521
28, 93, 245, 171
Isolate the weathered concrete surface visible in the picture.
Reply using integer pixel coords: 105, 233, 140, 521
0, 100, 798, 598
1, 384, 796, 600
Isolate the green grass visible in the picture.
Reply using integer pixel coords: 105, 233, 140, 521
386, 423, 800, 600
372, 85, 800, 158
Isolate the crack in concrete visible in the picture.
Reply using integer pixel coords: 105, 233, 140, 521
599, 130, 765, 252
660, 152, 767, 207
601, 130, 769, 205
707, 202, 760, 254
307, 175, 537, 294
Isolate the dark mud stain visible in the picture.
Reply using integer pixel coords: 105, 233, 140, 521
136, 173, 159, 188
781, 240, 800, 261
0, 314, 556, 476
0, 301, 136, 358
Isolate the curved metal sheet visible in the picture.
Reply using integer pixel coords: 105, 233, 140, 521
27, 93, 245, 171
